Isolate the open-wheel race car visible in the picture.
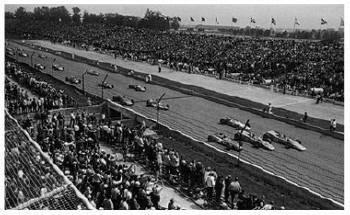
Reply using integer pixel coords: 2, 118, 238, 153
34, 63, 46, 70
219, 116, 251, 131
234, 130, 274, 151
98, 81, 114, 89
65, 76, 81, 84
6, 50, 15, 56
207, 133, 242, 151
38, 53, 47, 59
86, 69, 100, 76
263, 131, 306, 151
112, 95, 134, 106
52, 63, 64, 71
19, 52, 28, 57
129, 84, 146, 92
146, 99, 169, 110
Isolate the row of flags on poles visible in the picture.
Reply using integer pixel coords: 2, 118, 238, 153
180, 16, 344, 26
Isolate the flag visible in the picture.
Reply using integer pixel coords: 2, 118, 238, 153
271, 18, 276, 25
201, 17, 206, 22
251, 17, 256, 23
340, 17, 344, 27
232, 17, 238, 23
177, 17, 181, 22
321, 18, 328, 25
294, 18, 300, 25
216, 17, 219, 24
190, 17, 194, 22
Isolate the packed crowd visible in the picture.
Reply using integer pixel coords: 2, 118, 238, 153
15, 102, 281, 210
16, 22, 344, 101
5, 60, 76, 115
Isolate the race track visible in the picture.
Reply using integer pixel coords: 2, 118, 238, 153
6, 41, 344, 205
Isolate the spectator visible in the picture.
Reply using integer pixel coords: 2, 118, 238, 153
261, 201, 275, 210
205, 172, 216, 200
168, 198, 177, 210
228, 177, 242, 208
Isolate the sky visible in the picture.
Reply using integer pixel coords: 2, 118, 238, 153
4, 1, 344, 30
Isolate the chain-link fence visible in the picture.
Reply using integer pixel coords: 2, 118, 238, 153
5, 110, 95, 210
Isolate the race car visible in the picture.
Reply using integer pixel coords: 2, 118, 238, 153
38, 54, 47, 59
112, 96, 134, 106
19, 52, 28, 57
86, 69, 100, 76
34, 63, 46, 70
146, 99, 169, 110
6, 50, 15, 56
65, 76, 81, 84
234, 130, 274, 151
263, 131, 306, 151
129, 84, 146, 92
98, 81, 114, 89
52, 63, 64, 71
219, 117, 251, 131
6, 47, 14, 52
207, 133, 242, 151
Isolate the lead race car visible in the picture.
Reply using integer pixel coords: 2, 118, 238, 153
112, 95, 134, 106
34, 63, 46, 70
129, 84, 146, 92
98, 81, 114, 89
219, 116, 251, 131
263, 131, 306, 151
234, 130, 274, 151
207, 133, 242, 151
146, 99, 169, 110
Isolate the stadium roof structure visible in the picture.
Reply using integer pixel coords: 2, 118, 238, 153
4, 110, 95, 210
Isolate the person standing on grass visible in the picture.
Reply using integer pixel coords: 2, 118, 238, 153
268, 103, 273, 114
302, 112, 308, 123
158, 64, 161, 73
228, 177, 242, 208
330, 119, 337, 131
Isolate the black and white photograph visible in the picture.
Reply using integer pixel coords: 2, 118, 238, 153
2, 0, 347, 211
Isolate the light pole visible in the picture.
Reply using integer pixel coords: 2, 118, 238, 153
237, 119, 250, 167
82, 69, 88, 95
31, 51, 35, 67
16, 48, 19, 61
156, 93, 166, 126
51, 58, 56, 76
101, 74, 108, 99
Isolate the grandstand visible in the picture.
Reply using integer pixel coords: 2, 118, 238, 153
5, 110, 94, 210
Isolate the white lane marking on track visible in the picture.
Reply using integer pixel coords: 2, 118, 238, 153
108, 100, 344, 208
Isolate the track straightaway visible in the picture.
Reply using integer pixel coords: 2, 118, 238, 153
7, 41, 344, 205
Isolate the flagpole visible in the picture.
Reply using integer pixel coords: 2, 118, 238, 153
319, 19, 322, 39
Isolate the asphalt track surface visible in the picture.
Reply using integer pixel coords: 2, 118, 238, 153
7, 41, 344, 205
25, 40, 345, 125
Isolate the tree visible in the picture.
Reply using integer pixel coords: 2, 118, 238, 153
5, 11, 15, 20
72, 7, 81, 24
14, 7, 28, 21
